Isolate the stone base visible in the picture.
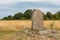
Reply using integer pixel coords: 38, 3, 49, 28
23, 28, 60, 40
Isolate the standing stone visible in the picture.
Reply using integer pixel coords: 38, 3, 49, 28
32, 9, 44, 31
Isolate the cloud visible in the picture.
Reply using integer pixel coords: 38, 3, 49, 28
0, 0, 44, 4
0, 0, 60, 5
44, 0, 60, 5
0, 0, 20, 4
0, 0, 60, 18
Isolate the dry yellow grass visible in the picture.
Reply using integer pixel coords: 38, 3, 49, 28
0, 20, 60, 31
0, 20, 60, 40
0, 20, 31, 31
44, 20, 60, 29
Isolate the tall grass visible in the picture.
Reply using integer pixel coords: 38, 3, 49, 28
0, 20, 60, 31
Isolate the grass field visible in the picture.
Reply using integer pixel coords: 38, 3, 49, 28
0, 20, 60, 31
0, 20, 60, 40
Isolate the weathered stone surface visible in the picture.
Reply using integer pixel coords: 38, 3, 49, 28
32, 9, 44, 30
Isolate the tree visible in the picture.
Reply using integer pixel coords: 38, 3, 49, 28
43, 13, 47, 20
52, 14, 57, 20
2, 10, 60, 20
2, 15, 13, 20
2, 17, 8, 20
13, 12, 23, 20
46, 11, 52, 20
7, 15, 13, 20
55, 11, 60, 20
24, 9, 32, 19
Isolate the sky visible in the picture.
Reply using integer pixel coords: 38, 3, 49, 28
0, 0, 60, 19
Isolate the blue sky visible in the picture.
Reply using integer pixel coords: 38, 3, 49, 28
0, 0, 60, 19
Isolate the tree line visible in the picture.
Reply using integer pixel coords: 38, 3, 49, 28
2, 9, 60, 20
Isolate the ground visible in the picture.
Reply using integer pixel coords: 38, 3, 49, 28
0, 28, 60, 40
0, 20, 60, 40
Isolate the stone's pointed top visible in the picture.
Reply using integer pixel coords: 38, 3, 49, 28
33, 9, 43, 13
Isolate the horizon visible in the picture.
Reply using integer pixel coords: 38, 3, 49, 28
0, 0, 60, 19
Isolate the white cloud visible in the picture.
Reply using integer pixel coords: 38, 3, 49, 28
0, 0, 60, 5
45, 0, 60, 5
0, 0, 44, 4
0, 0, 20, 4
